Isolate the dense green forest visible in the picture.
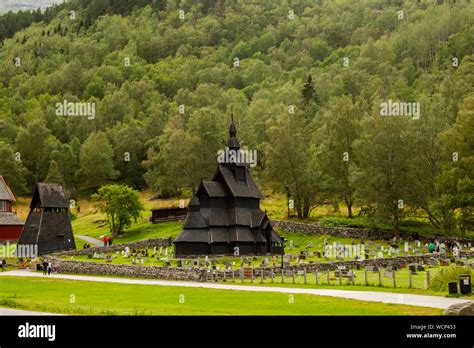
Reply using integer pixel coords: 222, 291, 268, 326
0, 0, 472, 235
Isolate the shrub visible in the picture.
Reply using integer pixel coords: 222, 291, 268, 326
429, 266, 472, 292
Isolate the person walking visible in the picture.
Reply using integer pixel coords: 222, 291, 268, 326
42, 260, 48, 276
428, 241, 435, 254
1, 258, 6, 272
103, 235, 109, 247
47, 262, 52, 276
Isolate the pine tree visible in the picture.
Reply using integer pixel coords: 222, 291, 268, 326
45, 160, 64, 185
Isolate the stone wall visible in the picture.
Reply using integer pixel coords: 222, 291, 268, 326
54, 237, 173, 257
45, 257, 206, 281
273, 220, 473, 243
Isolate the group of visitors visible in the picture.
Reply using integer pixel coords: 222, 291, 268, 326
427, 239, 464, 256
82, 243, 92, 249
103, 235, 113, 247
42, 260, 52, 276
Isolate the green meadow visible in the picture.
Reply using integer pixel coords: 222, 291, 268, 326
0, 276, 441, 316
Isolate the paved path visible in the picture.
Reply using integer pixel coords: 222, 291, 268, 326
0, 308, 62, 316
76, 235, 103, 247
1, 270, 470, 310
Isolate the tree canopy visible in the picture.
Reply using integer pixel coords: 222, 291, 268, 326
0, 0, 472, 234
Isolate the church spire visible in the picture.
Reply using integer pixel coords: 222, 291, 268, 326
227, 111, 240, 150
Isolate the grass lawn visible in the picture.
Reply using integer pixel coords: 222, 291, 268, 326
0, 276, 442, 316
74, 238, 87, 249
72, 214, 181, 244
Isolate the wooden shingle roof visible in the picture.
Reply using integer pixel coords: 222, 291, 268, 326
201, 181, 227, 197
31, 183, 69, 209
215, 165, 262, 199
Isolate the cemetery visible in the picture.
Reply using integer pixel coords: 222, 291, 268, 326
42, 229, 473, 296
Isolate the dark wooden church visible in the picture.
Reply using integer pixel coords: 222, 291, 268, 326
17, 183, 76, 255
174, 118, 282, 256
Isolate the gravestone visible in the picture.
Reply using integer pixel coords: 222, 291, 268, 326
377, 251, 384, 259
335, 268, 348, 277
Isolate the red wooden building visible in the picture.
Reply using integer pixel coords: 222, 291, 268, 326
0, 176, 24, 241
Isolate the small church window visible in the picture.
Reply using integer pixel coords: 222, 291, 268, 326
0, 201, 6, 211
